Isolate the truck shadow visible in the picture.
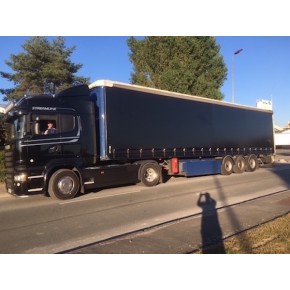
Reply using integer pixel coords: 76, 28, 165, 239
197, 192, 225, 253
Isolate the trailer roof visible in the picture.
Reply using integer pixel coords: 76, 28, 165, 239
89, 80, 272, 113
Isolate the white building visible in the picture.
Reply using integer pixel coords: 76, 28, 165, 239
275, 127, 290, 148
256, 99, 273, 110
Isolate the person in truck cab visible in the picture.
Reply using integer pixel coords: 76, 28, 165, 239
44, 121, 56, 134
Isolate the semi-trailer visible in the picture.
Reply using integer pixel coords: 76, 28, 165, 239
4, 80, 275, 199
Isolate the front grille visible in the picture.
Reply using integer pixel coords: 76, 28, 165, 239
4, 149, 14, 189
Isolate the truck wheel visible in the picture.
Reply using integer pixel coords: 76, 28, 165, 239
139, 162, 161, 187
221, 156, 234, 175
48, 169, 80, 200
246, 154, 258, 172
233, 155, 246, 173
261, 154, 275, 167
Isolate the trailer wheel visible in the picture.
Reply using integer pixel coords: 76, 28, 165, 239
233, 155, 246, 173
48, 169, 80, 200
261, 154, 275, 167
139, 162, 161, 187
246, 154, 259, 172
221, 156, 234, 175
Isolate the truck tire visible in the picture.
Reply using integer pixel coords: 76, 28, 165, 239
48, 169, 80, 200
221, 156, 234, 175
261, 154, 275, 167
139, 162, 161, 187
233, 155, 246, 173
245, 154, 259, 172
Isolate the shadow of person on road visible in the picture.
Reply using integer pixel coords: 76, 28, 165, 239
197, 192, 225, 254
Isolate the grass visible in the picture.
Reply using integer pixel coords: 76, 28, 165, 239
197, 213, 290, 254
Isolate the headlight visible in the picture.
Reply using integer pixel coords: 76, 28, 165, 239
14, 174, 28, 182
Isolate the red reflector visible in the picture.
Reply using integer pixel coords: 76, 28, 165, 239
171, 158, 179, 174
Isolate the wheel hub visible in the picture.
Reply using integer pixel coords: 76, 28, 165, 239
145, 168, 157, 182
57, 176, 74, 194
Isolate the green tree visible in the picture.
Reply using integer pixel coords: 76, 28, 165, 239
0, 37, 89, 101
127, 36, 227, 100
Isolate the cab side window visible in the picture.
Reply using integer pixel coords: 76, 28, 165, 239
31, 114, 77, 136
31, 115, 57, 136
60, 115, 75, 133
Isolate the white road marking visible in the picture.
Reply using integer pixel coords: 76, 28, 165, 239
59, 189, 141, 205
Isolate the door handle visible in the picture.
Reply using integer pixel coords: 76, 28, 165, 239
48, 145, 60, 153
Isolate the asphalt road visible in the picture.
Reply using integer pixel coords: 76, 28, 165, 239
1, 150, 290, 254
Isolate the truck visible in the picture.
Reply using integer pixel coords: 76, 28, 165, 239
4, 80, 275, 200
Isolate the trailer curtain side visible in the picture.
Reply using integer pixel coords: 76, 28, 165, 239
99, 86, 274, 160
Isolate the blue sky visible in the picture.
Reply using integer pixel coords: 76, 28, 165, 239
0, 36, 289, 127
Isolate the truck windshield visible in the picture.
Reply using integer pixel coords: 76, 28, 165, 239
8, 115, 26, 140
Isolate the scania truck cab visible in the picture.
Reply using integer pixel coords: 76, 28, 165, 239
5, 85, 99, 198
